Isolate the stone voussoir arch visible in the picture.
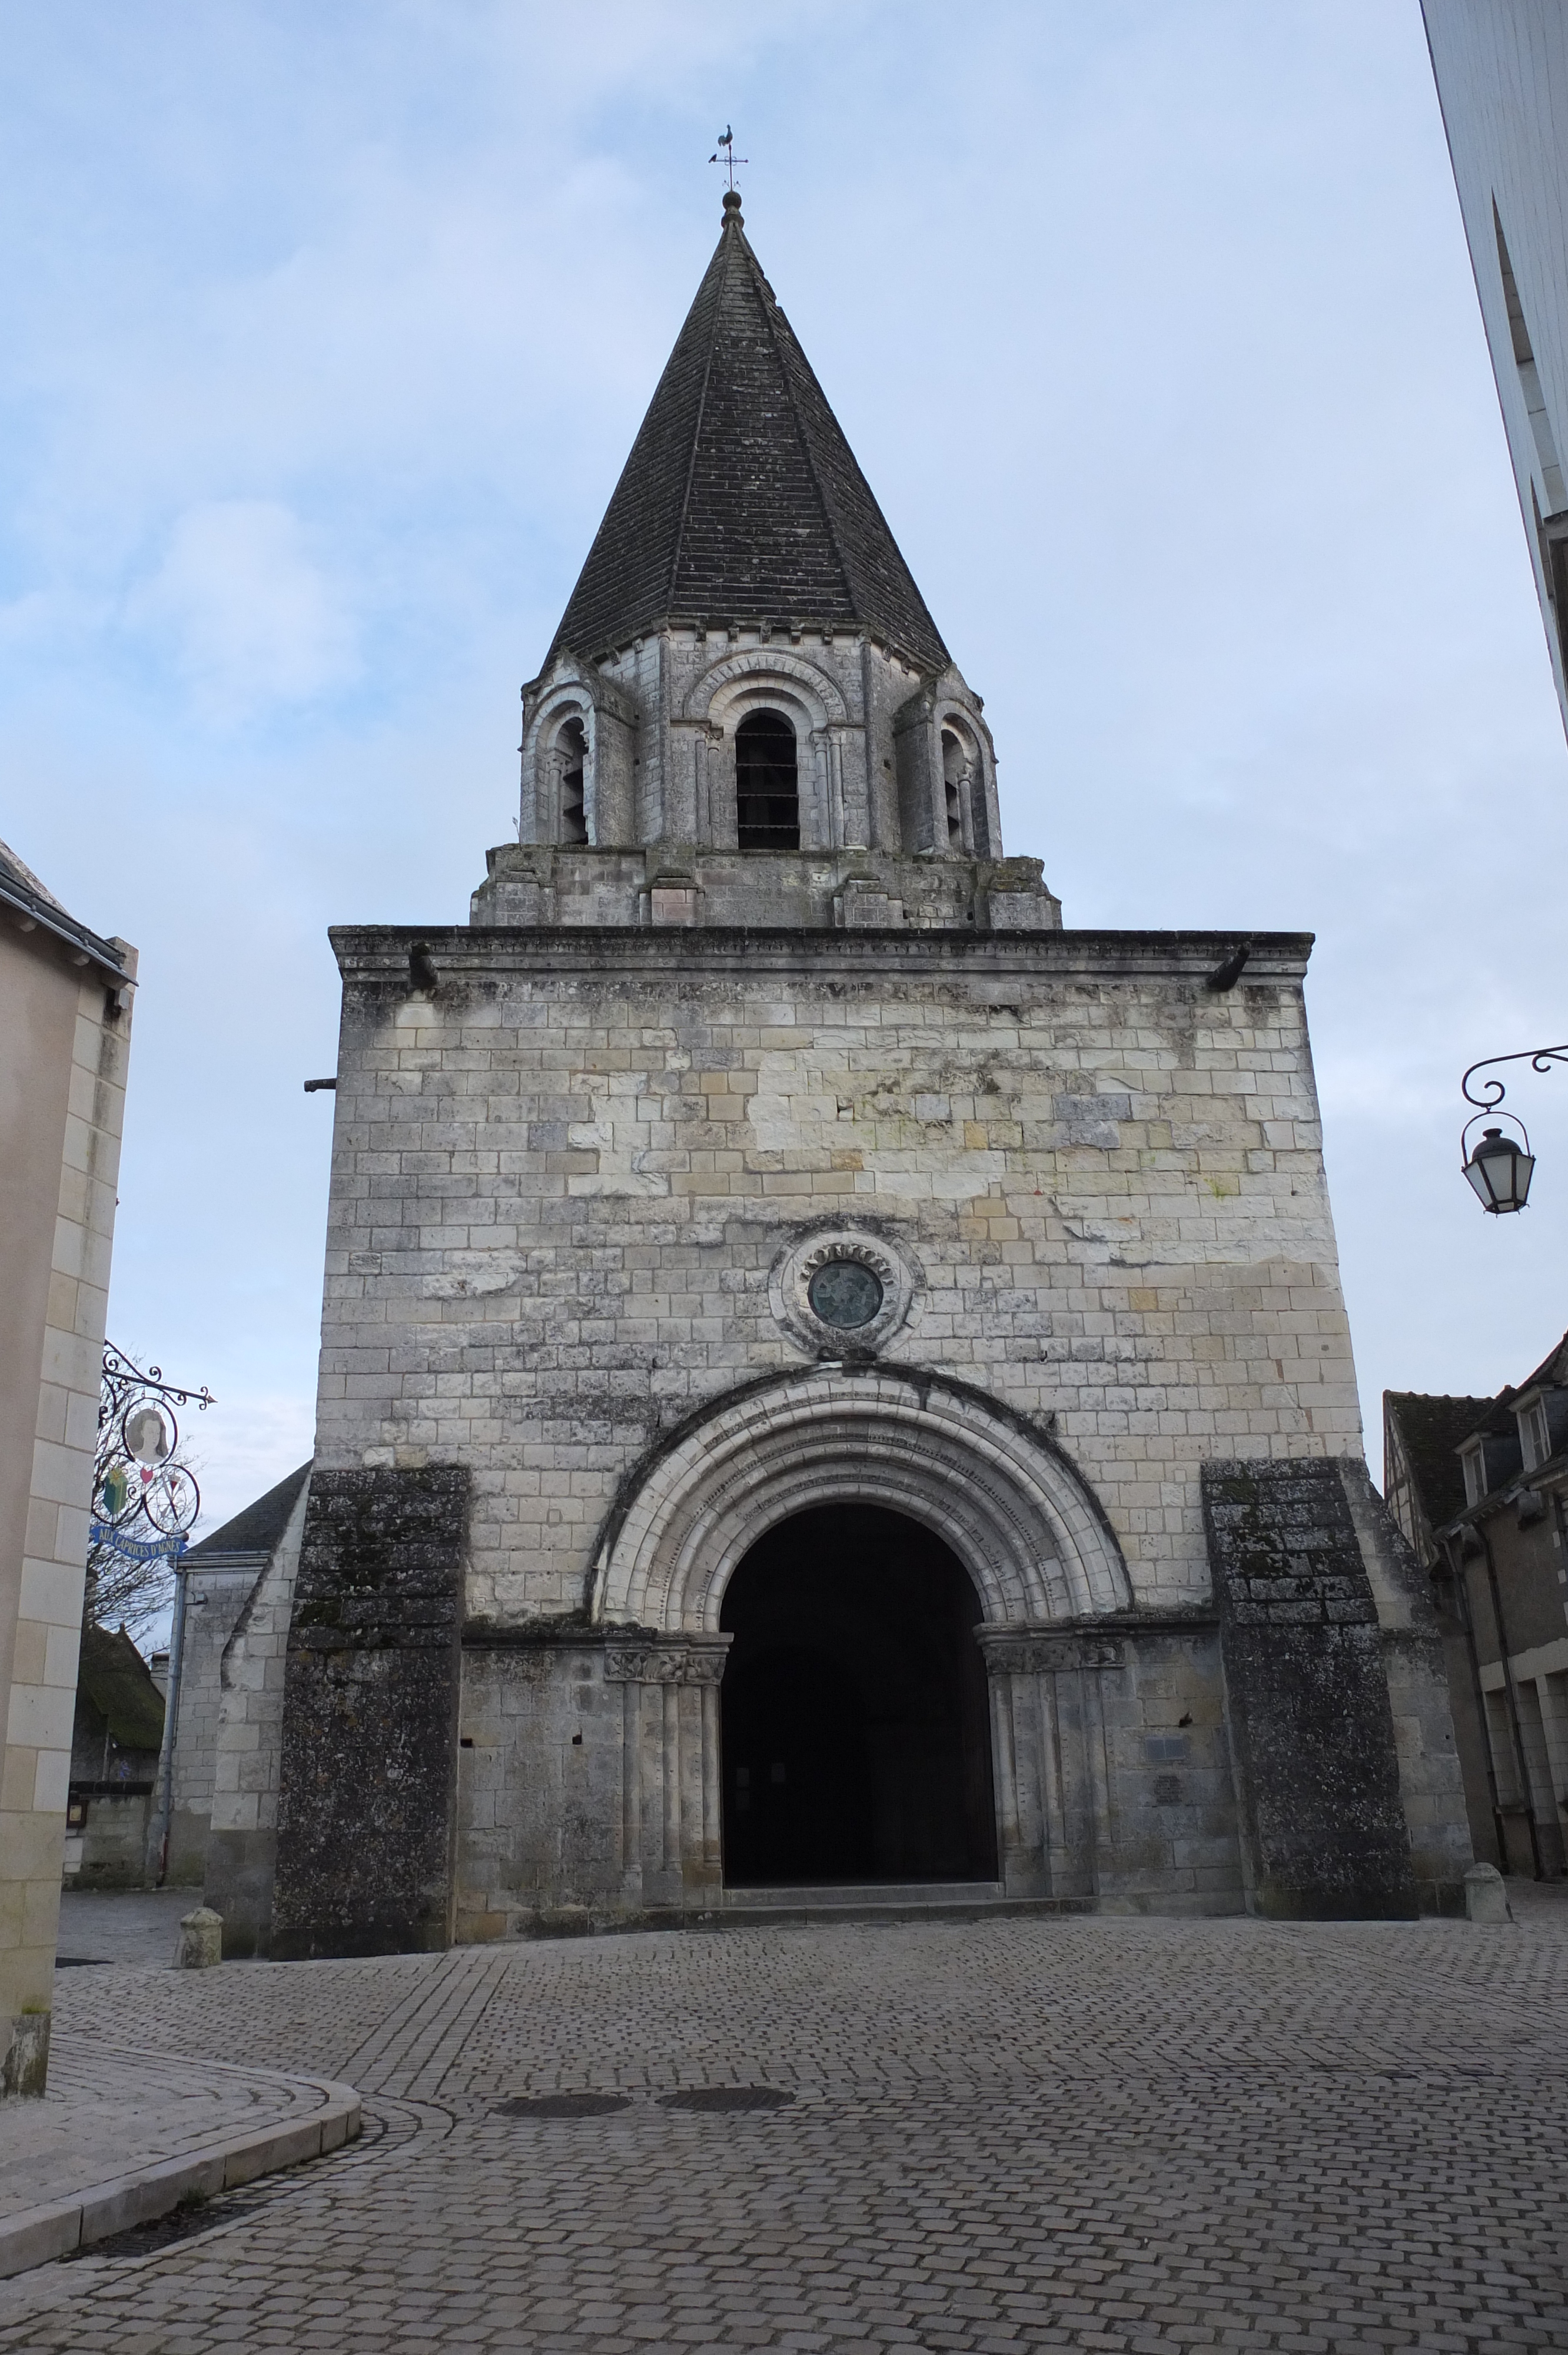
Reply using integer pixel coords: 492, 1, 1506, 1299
523, 678, 594, 764
588, 1367, 1130, 1636
682, 646, 849, 729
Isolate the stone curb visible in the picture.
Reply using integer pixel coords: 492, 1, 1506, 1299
0, 2072, 361, 2279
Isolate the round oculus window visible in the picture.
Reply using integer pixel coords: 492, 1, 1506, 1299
806, 1258, 884, 1330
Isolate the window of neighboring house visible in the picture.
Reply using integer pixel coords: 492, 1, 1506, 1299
1495, 204, 1567, 513
556, 716, 589, 844
736, 710, 799, 850
1520, 1397, 1553, 1472
1461, 1442, 1487, 1508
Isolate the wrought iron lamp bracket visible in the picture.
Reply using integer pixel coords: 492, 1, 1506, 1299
1459, 1041, 1568, 1164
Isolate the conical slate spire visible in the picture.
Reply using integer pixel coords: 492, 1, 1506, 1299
549, 193, 950, 675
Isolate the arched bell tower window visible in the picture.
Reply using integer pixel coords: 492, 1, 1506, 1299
941, 728, 967, 848
556, 715, 588, 844
736, 710, 799, 850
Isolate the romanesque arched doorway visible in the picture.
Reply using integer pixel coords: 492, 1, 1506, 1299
719, 1504, 997, 1886
589, 1368, 1131, 1908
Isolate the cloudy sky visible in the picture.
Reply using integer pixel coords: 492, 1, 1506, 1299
4, 0, 1566, 1538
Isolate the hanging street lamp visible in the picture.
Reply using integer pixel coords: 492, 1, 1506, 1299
1460, 1043, 1568, 1213
1462, 1125, 1534, 1213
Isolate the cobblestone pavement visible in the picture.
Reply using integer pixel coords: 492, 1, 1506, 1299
54, 1890, 191, 1970
2, 1892, 1567, 2351
0, 2032, 345, 2223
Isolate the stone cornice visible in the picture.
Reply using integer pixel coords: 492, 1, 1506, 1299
330, 924, 1315, 987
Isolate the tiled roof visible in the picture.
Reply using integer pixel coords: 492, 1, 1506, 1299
186, 1461, 311, 1562
0, 835, 131, 981
1384, 1391, 1504, 1530
547, 195, 950, 676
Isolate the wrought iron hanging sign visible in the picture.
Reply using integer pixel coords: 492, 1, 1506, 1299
89, 1344, 214, 1562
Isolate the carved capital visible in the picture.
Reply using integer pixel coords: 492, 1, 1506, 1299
604, 1637, 732, 1686
977, 1631, 1125, 1674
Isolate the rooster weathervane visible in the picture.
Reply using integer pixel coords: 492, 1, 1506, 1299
709, 125, 748, 193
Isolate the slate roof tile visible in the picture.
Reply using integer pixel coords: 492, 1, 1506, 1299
1385, 1392, 1505, 1531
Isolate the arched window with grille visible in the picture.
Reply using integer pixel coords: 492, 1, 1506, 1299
735, 711, 799, 850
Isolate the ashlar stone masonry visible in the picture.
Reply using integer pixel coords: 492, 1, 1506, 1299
244, 191, 1472, 1955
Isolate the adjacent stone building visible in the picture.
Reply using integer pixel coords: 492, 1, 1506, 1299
1423, 1, 1568, 739
0, 838, 135, 2089
1387, 1333, 1568, 1878
198, 1464, 311, 1953
157, 1462, 312, 1892
63, 1624, 164, 1889
238, 194, 1470, 1957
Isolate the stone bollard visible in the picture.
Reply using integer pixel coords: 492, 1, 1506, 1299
175, 1906, 224, 1969
1463, 1863, 1513, 1925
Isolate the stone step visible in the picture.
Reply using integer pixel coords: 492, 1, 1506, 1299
704, 1882, 1093, 1926
724, 1880, 1005, 1909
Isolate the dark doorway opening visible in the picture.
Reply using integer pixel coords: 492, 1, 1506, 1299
735, 709, 800, 849
719, 1505, 997, 1886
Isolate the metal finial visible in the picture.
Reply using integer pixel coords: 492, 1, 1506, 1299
708, 124, 749, 205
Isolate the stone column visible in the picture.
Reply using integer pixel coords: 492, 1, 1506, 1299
821, 729, 848, 850
835, 722, 871, 851
804, 729, 829, 851
978, 1630, 1127, 1902
605, 1636, 731, 1912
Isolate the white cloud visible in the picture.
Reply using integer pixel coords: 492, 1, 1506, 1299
1, 0, 1565, 1504
180, 1387, 317, 1544
127, 499, 358, 715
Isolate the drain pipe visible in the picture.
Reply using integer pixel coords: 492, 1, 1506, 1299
1476, 1517, 1543, 1880
147, 1557, 200, 1887
1439, 1530, 1506, 1866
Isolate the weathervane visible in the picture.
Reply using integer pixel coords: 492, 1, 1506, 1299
709, 125, 748, 194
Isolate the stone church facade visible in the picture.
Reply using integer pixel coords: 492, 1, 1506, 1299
221, 193, 1472, 1957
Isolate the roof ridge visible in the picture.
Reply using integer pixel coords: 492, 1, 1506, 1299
742, 226, 858, 619
1386, 1389, 1499, 1405
666, 214, 736, 618
185, 1459, 311, 1560
754, 250, 948, 669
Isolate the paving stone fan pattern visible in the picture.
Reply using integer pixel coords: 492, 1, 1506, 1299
4, 1902, 1568, 2351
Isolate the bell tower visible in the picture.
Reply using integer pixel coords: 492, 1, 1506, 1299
474, 190, 1060, 935
248, 188, 1471, 1965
